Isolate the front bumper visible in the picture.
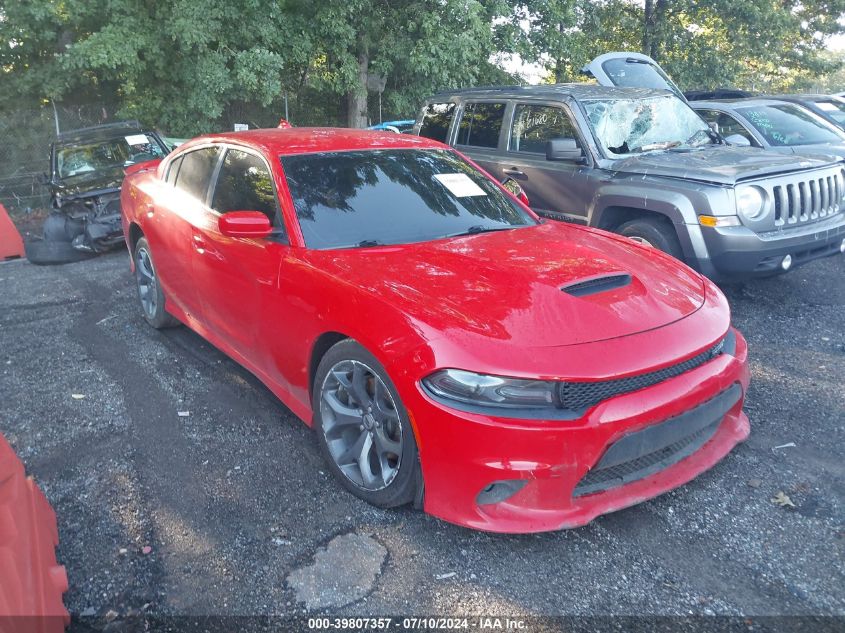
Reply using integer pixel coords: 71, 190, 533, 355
408, 328, 750, 534
694, 214, 845, 280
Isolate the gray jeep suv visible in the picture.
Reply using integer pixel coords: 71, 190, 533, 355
414, 72, 845, 281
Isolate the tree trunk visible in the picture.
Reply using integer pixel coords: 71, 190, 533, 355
553, 21, 566, 83
346, 45, 369, 128
642, 0, 667, 61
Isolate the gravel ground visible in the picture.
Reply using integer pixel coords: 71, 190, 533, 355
0, 249, 843, 623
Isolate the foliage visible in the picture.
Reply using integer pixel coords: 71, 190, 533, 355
1, 0, 845, 137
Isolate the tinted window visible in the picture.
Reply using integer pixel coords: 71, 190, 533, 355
812, 99, 845, 125
419, 103, 456, 142
456, 103, 505, 148
601, 58, 684, 100
510, 105, 579, 153
281, 148, 535, 249
696, 110, 756, 145
736, 104, 845, 146
174, 147, 221, 201
211, 149, 278, 223
164, 156, 183, 185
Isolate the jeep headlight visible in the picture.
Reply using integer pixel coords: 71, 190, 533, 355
736, 186, 766, 222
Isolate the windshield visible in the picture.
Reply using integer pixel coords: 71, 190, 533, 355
281, 149, 536, 249
56, 133, 168, 179
736, 104, 845, 146
810, 98, 845, 126
582, 95, 712, 156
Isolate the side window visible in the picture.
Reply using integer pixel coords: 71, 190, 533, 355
164, 156, 183, 185
211, 149, 278, 224
510, 105, 579, 154
456, 102, 505, 149
718, 113, 755, 144
696, 109, 720, 126
419, 103, 455, 143
174, 147, 221, 201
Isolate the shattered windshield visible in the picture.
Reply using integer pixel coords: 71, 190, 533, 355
737, 103, 845, 146
56, 134, 167, 180
582, 95, 713, 156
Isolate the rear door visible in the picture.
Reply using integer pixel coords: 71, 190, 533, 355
452, 101, 509, 180
501, 102, 594, 223
147, 146, 221, 322
583, 52, 686, 102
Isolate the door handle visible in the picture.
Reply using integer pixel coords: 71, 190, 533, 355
191, 234, 206, 253
502, 168, 525, 176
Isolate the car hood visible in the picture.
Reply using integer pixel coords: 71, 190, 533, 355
786, 143, 845, 162
52, 166, 124, 198
609, 145, 832, 185
311, 222, 706, 348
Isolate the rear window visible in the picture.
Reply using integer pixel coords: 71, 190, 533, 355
419, 103, 456, 143
280, 148, 535, 249
175, 147, 221, 201
456, 102, 505, 149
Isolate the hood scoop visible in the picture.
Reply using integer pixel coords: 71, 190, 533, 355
561, 273, 632, 297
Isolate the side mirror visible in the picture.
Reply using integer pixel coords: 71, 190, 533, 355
546, 138, 584, 162
218, 211, 273, 238
501, 177, 530, 206
724, 134, 751, 147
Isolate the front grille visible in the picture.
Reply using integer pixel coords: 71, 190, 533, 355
557, 334, 730, 412
772, 172, 843, 227
573, 384, 742, 497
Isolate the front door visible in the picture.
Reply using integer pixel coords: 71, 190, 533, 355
501, 103, 594, 223
190, 146, 288, 367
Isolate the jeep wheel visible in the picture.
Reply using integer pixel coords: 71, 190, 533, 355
617, 217, 684, 260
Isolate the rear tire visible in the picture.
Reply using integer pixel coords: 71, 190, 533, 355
617, 217, 684, 261
313, 339, 420, 508
24, 239, 96, 265
133, 237, 179, 329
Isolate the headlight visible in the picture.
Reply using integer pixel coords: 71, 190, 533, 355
422, 369, 556, 409
735, 186, 766, 221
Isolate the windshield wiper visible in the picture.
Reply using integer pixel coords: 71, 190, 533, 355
356, 239, 383, 247
446, 225, 515, 238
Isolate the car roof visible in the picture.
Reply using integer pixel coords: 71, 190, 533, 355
427, 83, 671, 102
179, 127, 447, 156
56, 121, 147, 145
691, 98, 808, 109
761, 94, 839, 102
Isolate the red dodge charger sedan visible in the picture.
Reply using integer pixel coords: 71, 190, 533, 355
120, 128, 750, 533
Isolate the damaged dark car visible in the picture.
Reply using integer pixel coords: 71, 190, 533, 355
27, 121, 170, 265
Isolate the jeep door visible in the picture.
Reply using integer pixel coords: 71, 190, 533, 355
498, 102, 594, 223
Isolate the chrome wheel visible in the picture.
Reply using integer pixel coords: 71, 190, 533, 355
135, 246, 158, 319
319, 360, 403, 491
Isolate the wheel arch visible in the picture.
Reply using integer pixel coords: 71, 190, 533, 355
127, 222, 144, 254
308, 331, 352, 399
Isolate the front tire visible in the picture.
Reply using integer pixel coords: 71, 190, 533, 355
617, 217, 684, 260
133, 237, 179, 329
313, 340, 420, 508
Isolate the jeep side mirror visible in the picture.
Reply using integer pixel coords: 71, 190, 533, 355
546, 138, 584, 162
724, 134, 751, 147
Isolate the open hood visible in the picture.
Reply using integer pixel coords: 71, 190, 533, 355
583, 52, 687, 102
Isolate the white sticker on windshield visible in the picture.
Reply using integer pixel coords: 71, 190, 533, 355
433, 173, 487, 198
125, 134, 150, 146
